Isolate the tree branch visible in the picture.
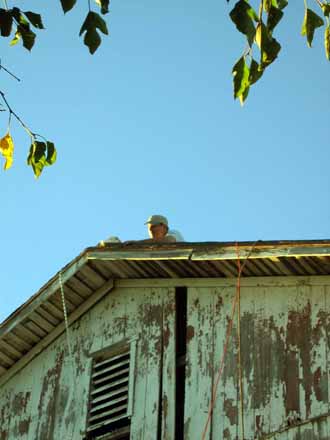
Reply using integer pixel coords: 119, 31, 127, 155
0, 91, 34, 138
0, 60, 21, 82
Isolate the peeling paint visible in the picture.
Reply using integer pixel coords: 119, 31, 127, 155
1, 281, 330, 439
186, 325, 195, 343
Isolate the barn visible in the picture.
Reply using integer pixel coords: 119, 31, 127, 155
0, 240, 330, 439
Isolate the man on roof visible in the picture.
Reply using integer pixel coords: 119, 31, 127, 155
145, 215, 176, 242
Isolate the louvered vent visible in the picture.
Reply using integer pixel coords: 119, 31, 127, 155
86, 341, 136, 439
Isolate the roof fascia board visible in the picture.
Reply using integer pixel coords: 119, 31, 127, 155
87, 244, 330, 263
0, 278, 114, 388
191, 245, 330, 260
0, 253, 88, 338
87, 249, 194, 260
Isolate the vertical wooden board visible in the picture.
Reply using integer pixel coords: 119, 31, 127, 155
299, 425, 314, 440
306, 284, 329, 420
3, 373, 33, 440
286, 427, 296, 440
52, 325, 92, 440
94, 285, 128, 349
312, 418, 325, 440
161, 287, 176, 440
262, 284, 298, 435
125, 287, 147, 439
142, 288, 163, 440
237, 285, 257, 440
184, 287, 214, 440
292, 283, 316, 421
211, 285, 238, 440
317, 416, 330, 440
129, 287, 163, 440
253, 285, 278, 436
324, 285, 330, 440
0, 387, 11, 440
24, 342, 58, 439
249, 284, 271, 440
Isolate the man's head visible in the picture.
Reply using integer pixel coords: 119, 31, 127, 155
145, 215, 169, 241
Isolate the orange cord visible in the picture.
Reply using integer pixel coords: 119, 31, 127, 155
201, 243, 242, 440
201, 241, 258, 440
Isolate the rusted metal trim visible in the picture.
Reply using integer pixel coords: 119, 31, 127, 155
262, 412, 330, 439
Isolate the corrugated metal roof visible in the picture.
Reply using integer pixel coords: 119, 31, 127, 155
1, 239, 330, 386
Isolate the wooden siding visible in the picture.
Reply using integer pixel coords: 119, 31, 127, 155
0, 286, 176, 440
0, 277, 330, 439
184, 283, 330, 440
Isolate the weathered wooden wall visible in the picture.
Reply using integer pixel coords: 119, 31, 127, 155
184, 279, 330, 439
1, 277, 329, 440
0, 286, 176, 440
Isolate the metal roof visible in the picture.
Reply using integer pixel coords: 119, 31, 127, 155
1, 239, 330, 386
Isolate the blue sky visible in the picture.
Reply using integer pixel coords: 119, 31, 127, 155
0, 0, 329, 322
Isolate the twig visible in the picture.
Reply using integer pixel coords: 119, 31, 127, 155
0, 90, 34, 138
0, 60, 21, 82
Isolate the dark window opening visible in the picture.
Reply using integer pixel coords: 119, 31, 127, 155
175, 287, 187, 440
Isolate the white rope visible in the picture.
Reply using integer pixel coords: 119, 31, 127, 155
59, 271, 76, 439
59, 271, 75, 370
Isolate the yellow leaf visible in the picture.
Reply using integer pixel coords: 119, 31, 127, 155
0, 132, 14, 170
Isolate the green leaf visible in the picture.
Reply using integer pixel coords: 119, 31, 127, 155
262, 36, 281, 66
24, 11, 44, 29
232, 56, 250, 104
267, 6, 284, 32
84, 28, 101, 54
0, 9, 13, 37
93, 13, 108, 34
93, 0, 109, 14
45, 142, 57, 165
255, 23, 281, 67
100, 0, 109, 15
230, 0, 256, 46
18, 25, 36, 51
240, 84, 249, 104
321, 3, 330, 18
263, 0, 272, 13
27, 143, 34, 165
301, 8, 324, 47
32, 157, 46, 178
60, 0, 76, 14
11, 7, 28, 26
325, 25, 330, 60
27, 141, 48, 178
276, 0, 288, 10
80, 11, 108, 35
10, 30, 21, 46
80, 11, 108, 54
249, 59, 263, 85
11, 8, 37, 50
34, 141, 46, 161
